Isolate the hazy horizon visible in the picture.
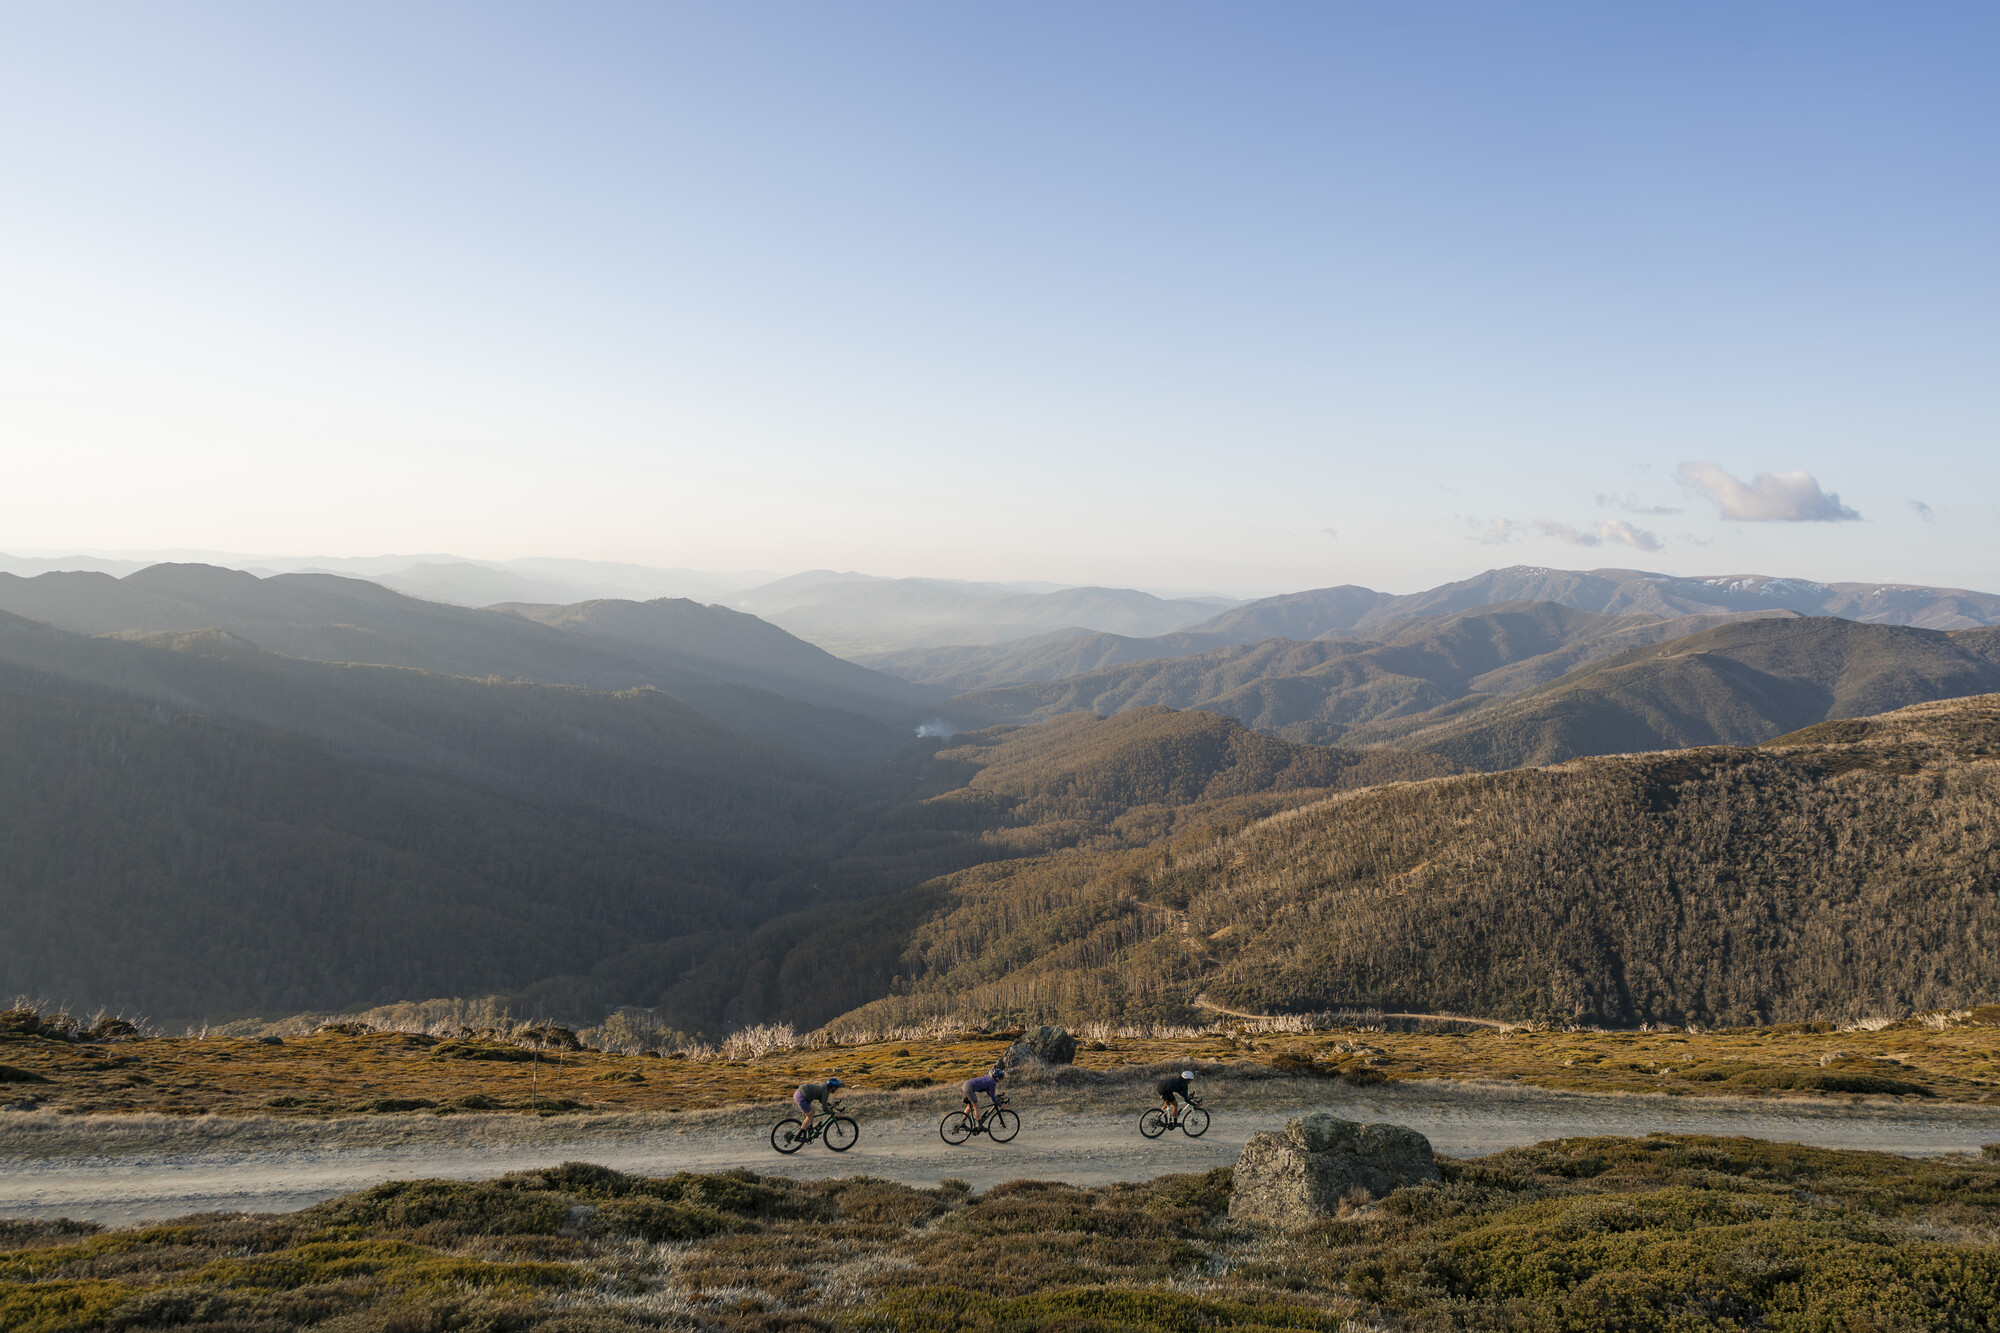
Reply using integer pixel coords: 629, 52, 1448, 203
9, 545, 2000, 608
4, 4, 1995, 592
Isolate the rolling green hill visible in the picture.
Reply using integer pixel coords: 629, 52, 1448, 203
827, 692, 2000, 1032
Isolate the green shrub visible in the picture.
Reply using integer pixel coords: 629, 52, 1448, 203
301, 1179, 570, 1240
0, 1220, 100, 1249
583, 1197, 751, 1242
846, 1285, 1336, 1333
0, 1278, 133, 1333
1726, 1067, 1933, 1096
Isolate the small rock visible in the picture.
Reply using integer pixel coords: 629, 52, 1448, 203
1230, 1112, 1439, 1227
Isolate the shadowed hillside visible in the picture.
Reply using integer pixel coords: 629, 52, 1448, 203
828, 693, 2000, 1031
0, 612, 872, 1021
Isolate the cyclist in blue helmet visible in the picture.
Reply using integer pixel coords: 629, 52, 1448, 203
793, 1075, 845, 1133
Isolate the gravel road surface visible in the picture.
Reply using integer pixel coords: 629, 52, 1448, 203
6, 1080, 1997, 1227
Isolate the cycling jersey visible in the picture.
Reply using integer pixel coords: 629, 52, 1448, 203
794, 1082, 833, 1112
961, 1074, 1000, 1102
1155, 1073, 1192, 1101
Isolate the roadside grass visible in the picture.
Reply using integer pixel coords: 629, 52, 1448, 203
5, 1005, 2000, 1122
5, 1136, 2000, 1331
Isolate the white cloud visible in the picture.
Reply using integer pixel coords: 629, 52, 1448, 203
1470, 517, 1522, 545
1911, 500, 1935, 522
1675, 462, 1861, 521
1532, 518, 1663, 551
1321, 526, 1340, 539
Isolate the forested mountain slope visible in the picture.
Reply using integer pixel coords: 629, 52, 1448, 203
937, 603, 1786, 743
618, 709, 1459, 1032
0, 563, 909, 767
1383, 617, 2000, 769
828, 693, 2000, 1031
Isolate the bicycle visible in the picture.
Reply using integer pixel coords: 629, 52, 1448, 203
771, 1102, 859, 1154
1139, 1096, 1209, 1139
940, 1095, 1020, 1145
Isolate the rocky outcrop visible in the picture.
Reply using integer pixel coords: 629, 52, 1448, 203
1228, 1112, 1439, 1227
1001, 1025, 1077, 1068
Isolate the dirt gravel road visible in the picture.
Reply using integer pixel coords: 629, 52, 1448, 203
6, 1079, 1998, 1227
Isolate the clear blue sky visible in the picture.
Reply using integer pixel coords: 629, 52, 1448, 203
2, 2, 1994, 594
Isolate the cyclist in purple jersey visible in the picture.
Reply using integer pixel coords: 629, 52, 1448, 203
959, 1066, 1004, 1120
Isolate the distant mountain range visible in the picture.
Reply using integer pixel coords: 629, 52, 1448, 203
0, 551, 779, 605
850, 566, 2000, 770
937, 602, 1788, 742
731, 572, 1242, 655
862, 565, 2000, 688
0, 563, 935, 769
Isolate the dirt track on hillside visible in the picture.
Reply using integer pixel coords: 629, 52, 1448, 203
6, 1078, 1998, 1227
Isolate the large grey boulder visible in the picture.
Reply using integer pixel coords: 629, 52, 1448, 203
1000, 1025, 1077, 1068
1229, 1112, 1439, 1227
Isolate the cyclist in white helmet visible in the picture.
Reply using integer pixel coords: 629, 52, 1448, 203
1155, 1068, 1197, 1122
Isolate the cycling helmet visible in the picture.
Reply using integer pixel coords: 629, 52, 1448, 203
1181, 1070, 1195, 1080
827, 1076, 846, 1089
991, 1066, 1006, 1079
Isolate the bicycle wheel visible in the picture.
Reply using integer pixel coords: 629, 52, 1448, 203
824, 1116, 860, 1152
940, 1111, 974, 1145
771, 1117, 805, 1154
1138, 1109, 1168, 1139
1180, 1106, 1210, 1138
988, 1107, 1021, 1142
